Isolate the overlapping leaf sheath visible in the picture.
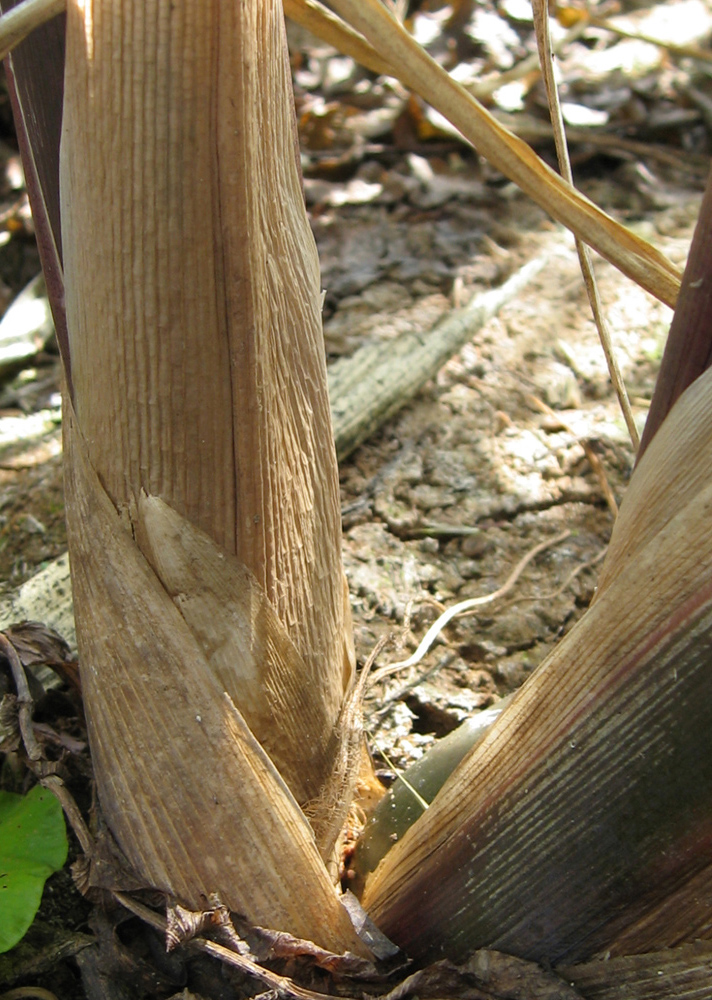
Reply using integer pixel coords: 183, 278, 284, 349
361, 366, 712, 964
133, 493, 335, 807
60, 0, 361, 948
64, 408, 362, 952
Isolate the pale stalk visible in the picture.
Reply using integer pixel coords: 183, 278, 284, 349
60, 0, 361, 948
61, 0, 353, 793
63, 403, 363, 952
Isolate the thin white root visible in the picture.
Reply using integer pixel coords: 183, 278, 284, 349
371, 529, 571, 683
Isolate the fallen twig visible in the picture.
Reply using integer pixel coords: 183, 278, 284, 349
0, 630, 41, 761
115, 892, 355, 1000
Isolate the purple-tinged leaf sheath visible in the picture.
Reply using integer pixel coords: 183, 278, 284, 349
639, 168, 712, 457
1, 1, 70, 388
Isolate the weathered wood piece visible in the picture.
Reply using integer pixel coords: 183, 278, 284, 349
329, 255, 546, 462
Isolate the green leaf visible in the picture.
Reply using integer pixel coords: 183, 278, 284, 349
0, 784, 67, 953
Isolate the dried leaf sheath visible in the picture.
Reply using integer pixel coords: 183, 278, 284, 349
361, 370, 712, 963
63, 402, 364, 954
60, 0, 351, 797
59, 0, 362, 945
134, 493, 331, 806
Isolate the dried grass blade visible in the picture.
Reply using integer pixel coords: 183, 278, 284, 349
530, 0, 638, 450
284, 0, 392, 76
0, 0, 64, 62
